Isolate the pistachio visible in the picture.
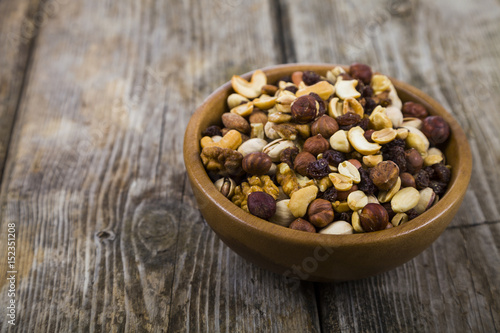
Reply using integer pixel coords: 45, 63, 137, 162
231, 69, 267, 99
338, 161, 361, 183
296, 81, 335, 100
413, 187, 436, 214
289, 185, 319, 217
371, 128, 397, 144
329, 130, 352, 153
335, 78, 361, 99
214, 177, 236, 199
269, 199, 295, 227
391, 213, 409, 227
391, 187, 420, 213
227, 93, 250, 109
347, 126, 381, 155
319, 220, 354, 235
263, 139, 296, 162
237, 138, 268, 156
347, 190, 368, 211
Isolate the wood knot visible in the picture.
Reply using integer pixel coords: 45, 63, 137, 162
95, 230, 115, 241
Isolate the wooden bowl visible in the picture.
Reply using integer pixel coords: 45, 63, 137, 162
183, 64, 472, 282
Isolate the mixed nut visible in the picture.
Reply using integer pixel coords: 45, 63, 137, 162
199, 64, 452, 235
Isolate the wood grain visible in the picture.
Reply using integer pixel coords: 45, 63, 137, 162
0, 0, 320, 332
0, 0, 40, 179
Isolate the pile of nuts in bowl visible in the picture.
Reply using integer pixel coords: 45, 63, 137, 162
199, 64, 452, 235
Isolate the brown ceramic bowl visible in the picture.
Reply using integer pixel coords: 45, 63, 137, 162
183, 64, 472, 282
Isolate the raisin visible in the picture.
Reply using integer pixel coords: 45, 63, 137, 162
302, 71, 321, 85
364, 97, 377, 114
284, 86, 298, 94
202, 125, 222, 137
336, 113, 361, 126
429, 181, 447, 196
307, 158, 331, 179
406, 209, 420, 220
424, 166, 435, 179
280, 147, 300, 169
358, 168, 377, 195
358, 117, 370, 131
415, 169, 430, 190
321, 187, 338, 202
361, 85, 374, 98
323, 149, 345, 167
432, 163, 451, 183
382, 203, 396, 220
335, 211, 352, 223
277, 75, 292, 83
309, 92, 326, 117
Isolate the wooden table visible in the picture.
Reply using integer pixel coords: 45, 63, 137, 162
0, 0, 499, 331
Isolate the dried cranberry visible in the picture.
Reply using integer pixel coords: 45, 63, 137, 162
432, 163, 451, 183
358, 168, 377, 195
302, 71, 321, 85
323, 149, 345, 167
307, 158, 330, 179
309, 92, 326, 117
280, 147, 300, 169
321, 187, 338, 202
415, 169, 430, 190
202, 125, 222, 137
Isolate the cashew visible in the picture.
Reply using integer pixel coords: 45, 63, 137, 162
296, 81, 335, 100
289, 185, 318, 217
343, 97, 364, 117
200, 130, 242, 150
335, 77, 361, 99
231, 69, 267, 99
328, 97, 343, 118
347, 126, 381, 155
253, 94, 277, 109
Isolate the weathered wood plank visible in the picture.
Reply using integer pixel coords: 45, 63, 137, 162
0, 0, 320, 332
0, 0, 40, 179
284, 0, 500, 226
317, 223, 500, 333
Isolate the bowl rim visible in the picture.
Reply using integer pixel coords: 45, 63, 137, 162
184, 63, 472, 247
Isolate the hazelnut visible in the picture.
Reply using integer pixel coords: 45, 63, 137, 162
359, 203, 389, 232
336, 184, 358, 201
405, 148, 424, 174
289, 218, 316, 233
364, 129, 375, 143
303, 134, 330, 156
247, 192, 276, 220
307, 199, 334, 228
421, 116, 450, 145
400, 172, 416, 188
291, 71, 304, 85
242, 152, 272, 175
402, 101, 428, 119
294, 151, 316, 176
349, 63, 373, 85
347, 159, 362, 169
311, 115, 339, 138
249, 110, 268, 125
369, 161, 399, 191
291, 95, 319, 124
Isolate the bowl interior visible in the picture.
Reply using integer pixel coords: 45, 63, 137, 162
184, 63, 472, 249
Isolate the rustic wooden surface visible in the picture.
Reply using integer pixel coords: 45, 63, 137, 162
0, 0, 498, 332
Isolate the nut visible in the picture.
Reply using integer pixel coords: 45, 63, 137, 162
311, 115, 339, 138
371, 128, 397, 144
273, 123, 298, 140
253, 94, 277, 109
200, 129, 242, 150
247, 191, 276, 220
391, 213, 409, 227
405, 127, 429, 155
329, 130, 352, 153
349, 63, 372, 84
222, 112, 250, 134
370, 160, 399, 191
303, 134, 330, 156
370, 74, 391, 94
263, 139, 296, 162
351, 211, 364, 232
249, 110, 268, 125
347, 158, 362, 169
385, 106, 403, 127
291, 71, 304, 85
335, 78, 361, 99
242, 152, 273, 175
230, 102, 254, 117
396, 128, 409, 140
359, 203, 389, 232
289, 218, 316, 233
391, 187, 420, 213
261, 84, 278, 95
268, 112, 292, 123
413, 187, 436, 214
405, 148, 424, 174
421, 116, 450, 145
424, 154, 443, 166
237, 138, 268, 156
264, 121, 281, 140
296, 80, 335, 100
250, 123, 264, 139
307, 199, 335, 227
347, 126, 381, 155
231, 69, 267, 99
289, 185, 319, 217
369, 106, 393, 130
377, 177, 401, 203
343, 97, 364, 117
328, 173, 354, 191
275, 93, 297, 113
326, 66, 346, 83
227, 93, 250, 109
214, 177, 236, 198
402, 117, 423, 129
400, 172, 416, 188
347, 190, 368, 211
291, 95, 319, 124
294, 151, 317, 176
332, 201, 350, 213
269, 199, 295, 227
338, 161, 361, 183
362, 154, 383, 168
319, 221, 354, 235
328, 97, 343, 118
388, 85, 402, 110
402, 101, 428, 119
336, 184, 358, 201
